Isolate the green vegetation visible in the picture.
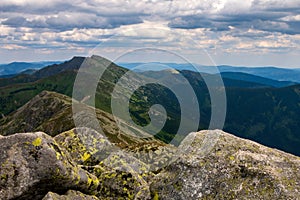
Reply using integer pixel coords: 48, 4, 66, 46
1, 56, 300, 156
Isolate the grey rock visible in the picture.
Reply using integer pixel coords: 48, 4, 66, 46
54, 127, 152, 199
42, 190, 99, 200
54, 127, 115, 165
88, 151, 152, 200
150, 130, 300, 199
0, 132, 99, 200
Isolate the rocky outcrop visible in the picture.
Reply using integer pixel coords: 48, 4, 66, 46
0, 132, 99, 200
55, 127, 152, 199
150, 130, 300, 199
54, 127, 115, 166
0, 129, 299, 199
42, 190, 99, 200
90, 151, 152, 199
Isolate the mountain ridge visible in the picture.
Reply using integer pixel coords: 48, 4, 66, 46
120, 62, 300, 83
0, 61, 61, 76
0, 55, 300, 156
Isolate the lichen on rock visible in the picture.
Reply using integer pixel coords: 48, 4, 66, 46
150, 130, 300, 199
54, 127, 116, 166
0, 128, 300, 200
82, 151, 153, 200
42, 190, 99, 200
0, 132, 99, 200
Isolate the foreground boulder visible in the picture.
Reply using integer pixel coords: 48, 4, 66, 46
0, 132, 99, 200
91, 151, 152, 199
42, 190, 99, 200
55, 128, 152, 199
1, 128, 300, 199
54, 127, 115, 166
150, 130, 300, 199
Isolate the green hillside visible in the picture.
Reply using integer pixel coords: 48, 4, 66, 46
1, 55, 300, 156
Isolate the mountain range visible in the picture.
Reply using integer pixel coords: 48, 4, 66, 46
0, 56, 300, 157
119, 62, 300, 83
0, 61, 61, 77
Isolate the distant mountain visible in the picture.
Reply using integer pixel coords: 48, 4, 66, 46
0, 57, 85, 88
0, 61, 62, 76
118, 62, 200, 72
119, 63, 300, 83
139, 69, 294, 89
218, 65, 300, 83
220, 72, 296, 88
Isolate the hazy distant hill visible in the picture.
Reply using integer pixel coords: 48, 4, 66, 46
119, 62, 300, 83
140, 69, 296, 89
220, 72, 296, 88
0, 61, 61, 76
218, 65, 300, 83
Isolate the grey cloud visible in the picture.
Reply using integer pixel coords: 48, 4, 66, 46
2, 16, 27, 27
169, 15, 231, 31
0, 0, 145, 31
0, 2, 75, 14
168, 0, 300, 35
168, 8, 300, 35
45, 15, 143, 30
2, 14, 143, 31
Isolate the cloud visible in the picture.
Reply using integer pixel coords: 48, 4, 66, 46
2, 44, 27, 50
2, 13, 143, 31
2, 16, 26, 26
168, 0, 300, 35
0, 0, 300, 66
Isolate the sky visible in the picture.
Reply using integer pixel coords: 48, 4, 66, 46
1, 0, 300, 68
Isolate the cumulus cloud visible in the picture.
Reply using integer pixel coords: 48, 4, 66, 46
2, 13, 143, 31
168, 0, 300, 35
0, 0, 299, 66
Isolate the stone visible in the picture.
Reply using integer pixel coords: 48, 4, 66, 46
42, 190, 99, 200
88, 151, 152, 200
0, 132, 99, 200
150, 130, 300, 199
54, 127, 115, 166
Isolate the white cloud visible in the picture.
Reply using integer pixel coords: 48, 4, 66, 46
281, 15, 300, 22
0, 0, 299, 67
2, 44, 27, 50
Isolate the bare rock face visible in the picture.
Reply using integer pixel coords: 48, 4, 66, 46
42, 190, 99, 200
150, 130, 300, 199
0, 132, 99, 200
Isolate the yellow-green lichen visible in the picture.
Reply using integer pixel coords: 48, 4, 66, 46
229, 155, 235, 161
32, 137, 42, 147
153, 191, 159, 200
81, 152, 91, 162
